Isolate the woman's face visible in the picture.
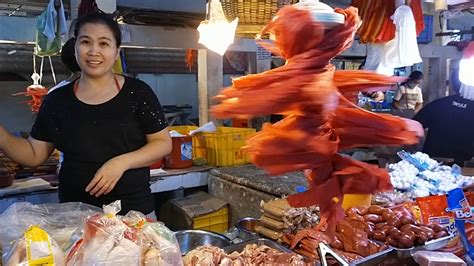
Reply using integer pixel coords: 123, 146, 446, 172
75, 23, 120, 79
408, 79, 422, 88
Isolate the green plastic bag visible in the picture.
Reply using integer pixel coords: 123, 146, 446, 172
35, 0, 67, 57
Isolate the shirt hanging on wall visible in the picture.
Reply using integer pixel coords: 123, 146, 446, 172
382, 5, 422, 69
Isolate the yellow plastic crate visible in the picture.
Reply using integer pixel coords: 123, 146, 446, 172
170, 126, 256, 167
196, 127, 256, 167
193, 207, 229, 233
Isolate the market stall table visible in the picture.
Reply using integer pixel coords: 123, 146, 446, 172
150, 165, 212, 193
207, 164, 307, 226
0, 177, 58, 213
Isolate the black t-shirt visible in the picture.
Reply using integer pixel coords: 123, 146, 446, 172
31, 76, 168, 214
413, 95, 474, 165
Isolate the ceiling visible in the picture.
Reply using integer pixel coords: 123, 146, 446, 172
0, 0, 472, 81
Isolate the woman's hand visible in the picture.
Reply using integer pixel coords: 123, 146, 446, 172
86, 157, 127, 197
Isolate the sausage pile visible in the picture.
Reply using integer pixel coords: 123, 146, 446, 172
283, 205, 449, 262
350, 205, 449, 249
212, 6, 422, 230
256, 199, 320, 241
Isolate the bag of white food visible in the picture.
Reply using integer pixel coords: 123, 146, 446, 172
66, 201, 141, 266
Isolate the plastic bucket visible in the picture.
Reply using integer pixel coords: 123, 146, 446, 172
165, 136, 193, 169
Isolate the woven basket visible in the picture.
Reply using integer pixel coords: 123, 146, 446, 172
220, 0, 298, 37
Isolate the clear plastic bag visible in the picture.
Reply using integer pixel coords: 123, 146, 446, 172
4, 225, 66, 266
66, 201, 141, 266
141, 222, 183, 266
0, 202, 101, 264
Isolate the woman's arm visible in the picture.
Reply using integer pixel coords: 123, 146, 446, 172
0, 125, 54, 167
86, 128, 172, 197
414, 102, 423, 113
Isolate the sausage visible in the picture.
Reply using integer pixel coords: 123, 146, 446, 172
346, 206, 369, 216
428, 223, 446, 233
254, 225, 282, 240
260, 215, 285, 230
398, 234, 414, 249
401, 229, 417, 242
387, 216, 402, 228
416, 231, 429, 245
363, 214, 383, 223
372, 231, 386, 242
385, 236, 399, 248
356, 206, 369, 216
418, 226, 435, 240
400, 216, 415, 226
434, 230, 448, 239
368, 205, 384, 215
382, 209, 394, 222
401, 224, 422, 233
346, 206, 359, 217
375, 222, 388, 230
347, 213, 365, 223
389, 228, 402, 239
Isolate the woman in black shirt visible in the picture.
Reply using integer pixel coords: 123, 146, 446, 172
0, 13, 171, 215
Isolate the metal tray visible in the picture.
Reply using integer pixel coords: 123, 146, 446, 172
318, 243, 394, 266
392, 234, 453, 258
223, 238, 294, 254
223, 238, 315, 264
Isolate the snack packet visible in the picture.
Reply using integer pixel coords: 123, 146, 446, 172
447, 188, 474, 262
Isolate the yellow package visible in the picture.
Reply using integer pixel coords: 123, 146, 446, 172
5, 225, 65, 266
25, 226, 55, 265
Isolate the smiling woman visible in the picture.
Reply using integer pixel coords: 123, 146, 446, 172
0, 12, 172, 216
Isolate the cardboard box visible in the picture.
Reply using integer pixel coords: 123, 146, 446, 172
159, 191, 229, 232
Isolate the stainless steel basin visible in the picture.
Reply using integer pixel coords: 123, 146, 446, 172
175, 230, 231, 255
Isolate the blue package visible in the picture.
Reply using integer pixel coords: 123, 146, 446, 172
447, 188, 474, 260
397, 150, 430, 171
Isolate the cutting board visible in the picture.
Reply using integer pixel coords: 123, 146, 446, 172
0, 177, 53, 197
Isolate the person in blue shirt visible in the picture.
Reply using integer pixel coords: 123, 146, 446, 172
413, 68, 474, 166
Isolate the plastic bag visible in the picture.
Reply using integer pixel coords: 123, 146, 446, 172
141, 222, 183, 266
120, 208, 183, 265
416, 194, 466, 257
0, 202, 101, 264
66, 201, 141, 266
413, 251, 466, 266
5, 225, 66, 266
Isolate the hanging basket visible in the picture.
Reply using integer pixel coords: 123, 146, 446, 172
220, 0, 298, 37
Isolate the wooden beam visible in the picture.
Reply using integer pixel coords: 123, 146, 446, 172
197, 49, 223, 126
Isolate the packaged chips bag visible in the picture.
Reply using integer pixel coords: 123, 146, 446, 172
447, 188, 474, 263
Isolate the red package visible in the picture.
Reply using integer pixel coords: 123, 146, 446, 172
416, 195, 464, 257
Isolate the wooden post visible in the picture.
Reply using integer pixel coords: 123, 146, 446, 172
198, 49, 223, 126
427, 57, 449, 102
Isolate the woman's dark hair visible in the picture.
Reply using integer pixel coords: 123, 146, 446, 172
60, 38, 81, 72
73, 12, 121, 47
408, 70, 423, 81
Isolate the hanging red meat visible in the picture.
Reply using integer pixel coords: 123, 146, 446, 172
211, 6, 422, 231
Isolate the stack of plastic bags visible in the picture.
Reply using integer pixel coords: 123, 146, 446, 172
0, 201, 182, 266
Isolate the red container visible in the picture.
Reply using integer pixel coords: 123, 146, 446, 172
165, 136, 193, 169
